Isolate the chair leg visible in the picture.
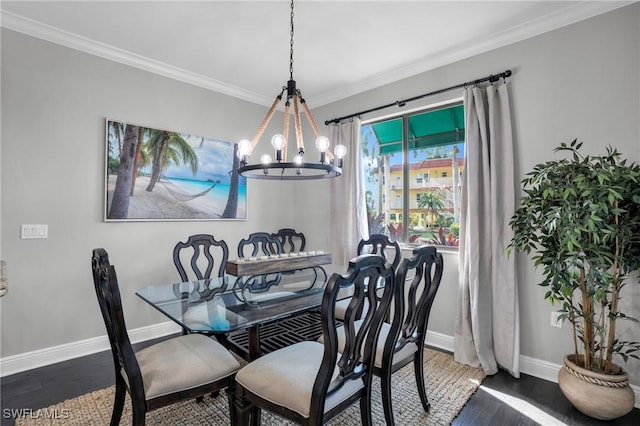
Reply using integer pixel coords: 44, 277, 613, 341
131, 403, 146, 426
380, 370, 395, 426
110, 378, 126, 426
130, 387, 147, 426
358, 393, 373, 426
233, 393, 252, 426
250, 406, 262, 426
414, 353, 430, 412
226, 385, 238, 426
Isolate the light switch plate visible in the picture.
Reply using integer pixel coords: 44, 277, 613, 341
21, 224, 48, 239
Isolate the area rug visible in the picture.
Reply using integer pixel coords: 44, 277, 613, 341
15, 348, 485, 425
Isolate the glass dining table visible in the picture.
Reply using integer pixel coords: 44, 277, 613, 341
137, 254, 336, 360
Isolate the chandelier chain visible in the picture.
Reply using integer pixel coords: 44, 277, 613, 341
289, 0, 294, 81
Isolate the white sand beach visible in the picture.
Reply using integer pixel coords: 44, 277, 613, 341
106, 175, 245, 220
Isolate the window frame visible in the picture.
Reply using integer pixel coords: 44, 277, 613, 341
361, 98, 463, 248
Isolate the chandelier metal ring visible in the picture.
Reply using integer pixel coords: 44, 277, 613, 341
238, 162, 342, 181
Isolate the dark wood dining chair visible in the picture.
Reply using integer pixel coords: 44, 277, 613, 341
271, 227, 327, 290
326, 245, 443, 425
91, 248, 241, 426
376, 245, 443, 425
357, 233, 402, 270
237, 232, 283, 258
233, 254, 395, 426
270, 228, 306, 253
336, 233, 401, 320
172, 234, 230, 336
236, 232, 284, 293
173, 233, 229, 282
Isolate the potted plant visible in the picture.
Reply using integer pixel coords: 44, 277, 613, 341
508, 140, 640, 420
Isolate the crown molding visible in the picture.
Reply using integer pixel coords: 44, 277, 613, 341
1, 2, 635, 108
0, 10, 275, 107
311, 1, 635, 107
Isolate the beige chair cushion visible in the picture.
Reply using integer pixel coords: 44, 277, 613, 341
319, 321, 418, 369
334, 276, 384, 320
235, 341, 363, 418
334, 298, 369, 320
373, 322, 418, 368
135, 333, 240, 400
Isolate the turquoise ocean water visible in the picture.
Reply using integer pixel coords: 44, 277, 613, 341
164, 176, 247, 217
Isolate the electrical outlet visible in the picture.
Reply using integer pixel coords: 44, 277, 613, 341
550, 311, 563, 328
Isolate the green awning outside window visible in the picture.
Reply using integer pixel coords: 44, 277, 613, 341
372, 104, 464, 155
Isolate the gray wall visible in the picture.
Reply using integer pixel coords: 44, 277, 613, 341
308, 3, 640, 385
1, 3, 639, 390
0, 29, 324, 356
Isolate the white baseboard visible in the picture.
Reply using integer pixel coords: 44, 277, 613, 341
2, 325, 639, 409
425, 330, 454, 352
0, 321, 181, 377
520, 353, 562, 383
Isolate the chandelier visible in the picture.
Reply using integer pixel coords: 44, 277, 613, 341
237, 0, 346, 180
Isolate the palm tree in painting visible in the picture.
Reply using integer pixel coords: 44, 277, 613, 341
222, 144, 240, 218
144, 130, 198, 192
417, 190, 444, 227
109, 124, 139, 219
108, 121, 125, 156
129, 126, 147, 196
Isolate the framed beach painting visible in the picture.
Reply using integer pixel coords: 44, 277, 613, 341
105, 119, 247, 221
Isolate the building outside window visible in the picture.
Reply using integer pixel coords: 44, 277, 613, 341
361, 101, 463, 247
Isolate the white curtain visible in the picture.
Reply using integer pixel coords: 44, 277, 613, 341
454, 82, 520, 378
329, 118, 368, 268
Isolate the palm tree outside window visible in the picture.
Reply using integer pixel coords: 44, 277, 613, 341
360, 101, 463, 247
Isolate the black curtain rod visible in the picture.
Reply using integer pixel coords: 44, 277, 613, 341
324, 69, 512, 125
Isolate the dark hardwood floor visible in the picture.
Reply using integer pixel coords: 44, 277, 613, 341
1, 338, 639, 425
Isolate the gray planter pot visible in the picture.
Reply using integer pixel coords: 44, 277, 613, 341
557, 354, 635, 420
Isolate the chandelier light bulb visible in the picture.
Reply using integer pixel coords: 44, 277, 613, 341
334, 144, 347, 159
238, 139, 252, 156
261, 154, 272, 164
315, 136, 330, 152
271, 134, 286, 150
294, 154, 304, 165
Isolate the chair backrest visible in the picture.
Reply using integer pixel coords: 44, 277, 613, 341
237, 232, 283, 258
384, 245, 443, 362
357, 234, 402, 270
271, 228, 306, 253
173, 234, 229, 282
311, 254, 395, 422
237, 232, 284, 293
91, 249, 145, 401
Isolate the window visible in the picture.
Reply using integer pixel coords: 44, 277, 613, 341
361, 101, 463, 247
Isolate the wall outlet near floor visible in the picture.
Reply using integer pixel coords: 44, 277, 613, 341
550, 311, 563, 328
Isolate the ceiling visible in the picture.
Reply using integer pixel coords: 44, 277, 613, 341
1, 1, 633, 107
